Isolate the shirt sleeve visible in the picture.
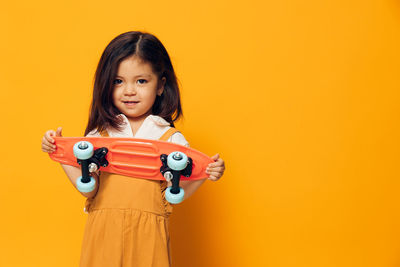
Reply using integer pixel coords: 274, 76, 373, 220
167, 132, 190, 147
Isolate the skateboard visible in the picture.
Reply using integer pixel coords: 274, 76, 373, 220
49, 137, 214, 204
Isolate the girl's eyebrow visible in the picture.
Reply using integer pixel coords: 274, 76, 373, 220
116, 74, 151, 78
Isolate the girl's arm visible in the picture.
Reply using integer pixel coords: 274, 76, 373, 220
42, 127, 99, 198
180, 179, 207, 201
166, 179, 207, 201
60, 164, 99, 198
167, 153, 225, 201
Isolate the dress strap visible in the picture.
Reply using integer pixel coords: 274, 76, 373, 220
159, 127, 178, 141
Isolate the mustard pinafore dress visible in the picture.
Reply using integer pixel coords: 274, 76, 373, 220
80, 128, 178, 267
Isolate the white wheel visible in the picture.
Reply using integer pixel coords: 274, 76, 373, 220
73, 141, 94, 160
167, 152, 188, 171
165, 187, 184, 204
76, 176, 96, 193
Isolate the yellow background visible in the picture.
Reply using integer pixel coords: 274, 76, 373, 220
0, 0, 399, 266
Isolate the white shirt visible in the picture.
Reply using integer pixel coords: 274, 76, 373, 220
85, 114, 189, 147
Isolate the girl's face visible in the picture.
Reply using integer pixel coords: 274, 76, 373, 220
112, 55, 166, 122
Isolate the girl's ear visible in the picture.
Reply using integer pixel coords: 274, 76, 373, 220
157, 77, 166, 96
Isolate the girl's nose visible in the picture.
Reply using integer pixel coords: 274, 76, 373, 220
124, 83, 137, 95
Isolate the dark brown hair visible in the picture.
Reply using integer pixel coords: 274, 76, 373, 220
84, 31, 183, 136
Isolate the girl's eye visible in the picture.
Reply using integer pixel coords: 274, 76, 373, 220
113, 79, 122, 85
137, 79, 147, 84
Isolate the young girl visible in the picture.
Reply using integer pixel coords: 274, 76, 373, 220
41, 31, 225, 267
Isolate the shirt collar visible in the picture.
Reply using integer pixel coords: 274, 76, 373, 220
107, 114, 170, 139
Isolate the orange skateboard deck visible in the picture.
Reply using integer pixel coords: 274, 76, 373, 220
49, 136, 213, 181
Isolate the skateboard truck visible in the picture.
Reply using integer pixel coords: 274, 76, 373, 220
73, 141, 109, 193
160, 152, 193, 204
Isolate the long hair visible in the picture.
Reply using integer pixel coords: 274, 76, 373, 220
84, 31, 183, 136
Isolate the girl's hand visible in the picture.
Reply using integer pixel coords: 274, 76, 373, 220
41, 127, 63, 153
206, 153, 225, 181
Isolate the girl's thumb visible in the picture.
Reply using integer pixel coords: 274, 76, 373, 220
211, 153, 220, 160
56, 127, 63, 137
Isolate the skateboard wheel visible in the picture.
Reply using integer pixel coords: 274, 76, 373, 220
76, 176, 96, 193
165, 187, 185, 204
167, 152, 188, 171
73, 141, 94, 160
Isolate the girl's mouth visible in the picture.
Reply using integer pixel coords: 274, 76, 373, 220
123, 101, 139, 106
